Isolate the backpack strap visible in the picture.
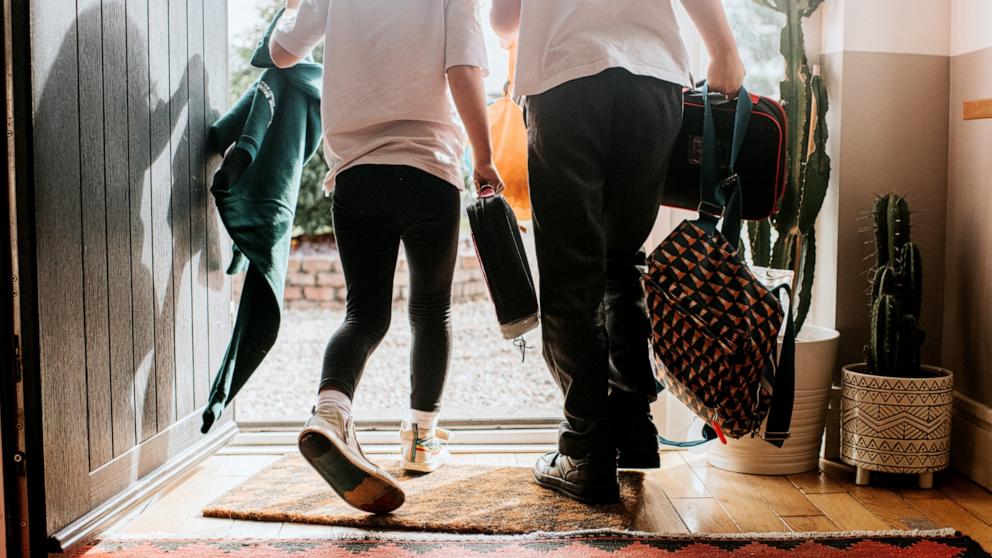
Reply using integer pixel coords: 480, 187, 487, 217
762, 284, 797, 447
697, 82, 753, 248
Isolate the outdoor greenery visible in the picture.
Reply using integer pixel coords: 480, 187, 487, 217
725, 0, 786, 97
747, 0, 831, 332
866, 194, 925, 377
230, 0, 332, 240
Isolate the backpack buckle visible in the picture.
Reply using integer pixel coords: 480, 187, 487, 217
697, 201, 725, 219
761, 431, 791, 442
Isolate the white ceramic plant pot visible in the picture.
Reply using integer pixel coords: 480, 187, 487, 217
840, 364, 953, 488
707, 325, 840, 475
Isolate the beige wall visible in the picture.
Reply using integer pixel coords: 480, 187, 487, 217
817, 0, 991, 489
942, 46, 992, 407
824, 50, 949, 373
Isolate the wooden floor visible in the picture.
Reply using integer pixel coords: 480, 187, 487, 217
104, 444, 992, 551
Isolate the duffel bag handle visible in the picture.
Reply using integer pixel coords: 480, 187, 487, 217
698, 82, 753, 248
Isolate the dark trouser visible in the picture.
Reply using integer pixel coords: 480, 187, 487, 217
525, 68, 683, 457
319, 164, 460, 412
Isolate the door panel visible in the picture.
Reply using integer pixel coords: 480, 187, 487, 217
27, 0, 233, 543
204, 0, 234, 392
102, 0, 138, 461
125, 0, 157, 445
30, 0, 89, 534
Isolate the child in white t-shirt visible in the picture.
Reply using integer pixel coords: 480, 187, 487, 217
271, 0, 502, 514
492, 0, 745, 505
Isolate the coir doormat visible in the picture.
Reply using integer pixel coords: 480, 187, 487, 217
202, 454, 646, 534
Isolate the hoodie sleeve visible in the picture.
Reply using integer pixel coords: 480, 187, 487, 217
208, 84, 256, 154
250, 8, 284, 69
232, 73, 280, 162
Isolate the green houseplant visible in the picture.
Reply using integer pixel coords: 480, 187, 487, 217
706, 0, 840, 475
840, 194, 953, 488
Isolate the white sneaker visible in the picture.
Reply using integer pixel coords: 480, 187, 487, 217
400, 419, 451, 473
299, 407, 405, 513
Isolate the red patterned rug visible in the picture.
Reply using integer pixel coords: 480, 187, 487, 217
75, 529, 990, 557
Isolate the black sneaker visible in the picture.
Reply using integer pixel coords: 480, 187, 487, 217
533, 450, 620, 504
610, 391, 661, 469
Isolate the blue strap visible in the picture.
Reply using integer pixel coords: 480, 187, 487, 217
659, 424, 719, 448
698, 83, 753, 247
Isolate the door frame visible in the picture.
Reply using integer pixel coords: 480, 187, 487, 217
3, 0, 47, 555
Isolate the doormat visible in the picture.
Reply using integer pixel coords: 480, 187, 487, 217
202, 454, 646, 534
75, 529, 989, 557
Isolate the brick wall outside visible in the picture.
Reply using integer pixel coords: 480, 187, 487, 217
233, 249, 489, 310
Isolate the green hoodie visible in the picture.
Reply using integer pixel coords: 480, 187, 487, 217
202, 11, 322, 433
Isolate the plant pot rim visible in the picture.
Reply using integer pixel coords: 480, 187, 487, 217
795, 324, 840, 344
842, 362, 952, 380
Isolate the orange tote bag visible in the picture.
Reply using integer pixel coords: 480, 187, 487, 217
487, 45, 531, 221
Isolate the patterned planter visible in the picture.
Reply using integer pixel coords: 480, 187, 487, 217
840, 364, 953, 488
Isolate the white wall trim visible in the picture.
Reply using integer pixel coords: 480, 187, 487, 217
820, 0, 951, 57
951, 0, 992, 57
951, 392, 992, 491
955, 391, 992, 428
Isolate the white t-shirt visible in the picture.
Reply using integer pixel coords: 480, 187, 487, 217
514, 0, 691, 97
272, 0, 488, 191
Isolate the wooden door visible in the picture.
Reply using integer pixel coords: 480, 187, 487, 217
22, 0, 234, 550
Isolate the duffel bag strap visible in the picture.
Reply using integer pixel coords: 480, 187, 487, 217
762, 284, 797, 447
698, 82, 753, 248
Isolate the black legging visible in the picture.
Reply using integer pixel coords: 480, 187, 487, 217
318, 164, 460, 412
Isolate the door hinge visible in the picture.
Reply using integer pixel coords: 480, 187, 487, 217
12, 333, 22, 382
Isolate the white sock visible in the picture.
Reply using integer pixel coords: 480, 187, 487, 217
410, 409, 439, 431
316, 389, 352, 420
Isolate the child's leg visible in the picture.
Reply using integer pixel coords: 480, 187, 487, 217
400, 176, 461, 422
318, 173, 401, 404
300, 167, 406, 514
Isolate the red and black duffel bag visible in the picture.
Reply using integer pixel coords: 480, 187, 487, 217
662, 87, 787, 220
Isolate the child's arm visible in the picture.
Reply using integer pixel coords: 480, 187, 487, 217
447, 66, 502, 192
270, 0, 327, 69
679, 0, 745, 96
490, 0, 521, 42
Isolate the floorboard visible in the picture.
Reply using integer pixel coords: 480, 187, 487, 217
782, 515, 840, 532
690, 465, 788, 532
668, 497, 740, 533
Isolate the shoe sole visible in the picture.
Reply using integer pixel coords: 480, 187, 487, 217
298, 429, 405, 514
401, 458, 443, 473
618, 450, 661, 469
532, 467, 620, 505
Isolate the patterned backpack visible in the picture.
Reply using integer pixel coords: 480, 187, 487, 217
645, 85, 796, 446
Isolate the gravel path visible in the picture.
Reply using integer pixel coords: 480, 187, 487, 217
235, 299, 563, 422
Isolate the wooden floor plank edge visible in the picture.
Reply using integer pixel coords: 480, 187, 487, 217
97, 526, 961, 542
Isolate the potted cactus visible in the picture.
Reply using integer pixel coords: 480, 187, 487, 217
707, 0, 840, 476
840, 194, 953, 488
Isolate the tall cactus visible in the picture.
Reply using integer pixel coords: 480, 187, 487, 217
865, 194, 925, 377
748, 0, 831, 332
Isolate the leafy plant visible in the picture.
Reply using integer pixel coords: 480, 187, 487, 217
865, 194, 925, 377
292, 152, 333, 239
748, 0, 831, 332
230, 0, 331, 240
